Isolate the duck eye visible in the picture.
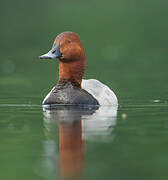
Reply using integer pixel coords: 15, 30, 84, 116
52, 50, 56, 54
67, 40, 71, 43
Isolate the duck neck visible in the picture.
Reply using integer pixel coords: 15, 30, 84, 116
58, 57, 86, 88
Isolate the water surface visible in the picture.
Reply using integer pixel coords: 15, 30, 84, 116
0, 101, 168, 180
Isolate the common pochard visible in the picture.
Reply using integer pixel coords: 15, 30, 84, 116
40, 32, 118, 106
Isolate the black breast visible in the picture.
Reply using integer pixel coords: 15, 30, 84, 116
42, 81, 99, 106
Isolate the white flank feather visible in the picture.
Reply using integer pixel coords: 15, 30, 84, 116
82, 79, 118, 106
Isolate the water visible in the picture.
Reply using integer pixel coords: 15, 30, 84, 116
0, 101, 168, 180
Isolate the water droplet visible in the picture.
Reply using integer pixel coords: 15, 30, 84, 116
121, 113, 127, 119
153, 99, 160, 103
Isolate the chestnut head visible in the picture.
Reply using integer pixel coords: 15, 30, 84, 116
39, 32, 85, 62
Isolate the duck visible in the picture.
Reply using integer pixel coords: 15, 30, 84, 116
39, 32, 118, 106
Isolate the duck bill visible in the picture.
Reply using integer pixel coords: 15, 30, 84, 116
39, 50, 55, 59
39, 44, 62, 59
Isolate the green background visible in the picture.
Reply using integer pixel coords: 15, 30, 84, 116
1, 0, 168, 105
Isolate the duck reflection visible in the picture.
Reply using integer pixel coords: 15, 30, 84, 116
43, 105, 118, 180
59, 117, 84, 180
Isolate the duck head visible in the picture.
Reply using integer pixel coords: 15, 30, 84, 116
40, 32, 86, 87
